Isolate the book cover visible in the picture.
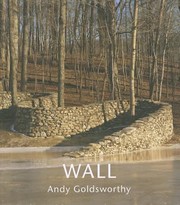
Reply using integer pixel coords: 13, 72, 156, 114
0, 0, 180, 205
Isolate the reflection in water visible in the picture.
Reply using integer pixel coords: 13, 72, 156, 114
86, 146, 180, 164
0, 146, 80, 170
0, 145, 180, 170
0, 151, 62, 160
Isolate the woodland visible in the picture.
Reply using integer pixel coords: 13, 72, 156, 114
0, 0, 180, 117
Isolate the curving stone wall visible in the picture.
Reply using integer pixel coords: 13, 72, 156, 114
66, 102, 173, 158
14, 100, 129, 137
1, 91, 174, 157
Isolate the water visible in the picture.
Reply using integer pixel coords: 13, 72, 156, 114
0, 145, 180, 205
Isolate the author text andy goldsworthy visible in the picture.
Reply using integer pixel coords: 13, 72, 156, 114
47, 164, 131, 195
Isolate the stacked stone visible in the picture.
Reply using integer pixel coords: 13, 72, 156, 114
14, 107, 33, 134
32, 93, 58, 108
0, 81, 4, 92
0, 92, 31, 109
66, 102, 173, 158
0, 93, 12, 109
1, 91, 174, 158
15, 100, 129, 138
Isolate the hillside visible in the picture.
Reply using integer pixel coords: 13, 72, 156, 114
0, 57, 180, 147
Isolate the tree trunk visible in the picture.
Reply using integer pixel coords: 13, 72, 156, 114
130, 0, 138, 116
8, 0, 18, 106
0, 0, 6, 69
149, 0, 166, 100
158, 7, 172, 101
88, 0, 94, 72
58, 0, 66, 107
21, 0, 29, 92
106, 1, 121, 101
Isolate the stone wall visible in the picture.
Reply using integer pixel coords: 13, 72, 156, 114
0, 92, 31, 109
15, 100, 129, 137
31, 93, 58, 108
0, 92, 56, 110
1, 91, 174, 157
0, 81, 3, 92
67, 101, 173, 158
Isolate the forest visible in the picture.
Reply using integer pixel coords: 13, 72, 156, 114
0, 0, 180, 116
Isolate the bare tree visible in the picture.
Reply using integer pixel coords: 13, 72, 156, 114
130, 0, 138, 116
58, 0, 66, 107
0, 0, 179, 107
149, 0, 166, 100
21, 0, 29, 92
8, 0, 18, 106
158, 6, 173, 101
0, 0, 6, 70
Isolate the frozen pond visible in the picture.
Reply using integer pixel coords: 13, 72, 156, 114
0, 145, 180, 205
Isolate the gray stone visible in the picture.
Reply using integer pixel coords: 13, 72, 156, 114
40, 132, 47, 137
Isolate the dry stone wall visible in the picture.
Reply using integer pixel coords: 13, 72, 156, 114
1, 91, 174, 157
31, 93, 58, 108
0, 92, 31, 109
15, 100, 129, 137
67, 102, 173, 158
0, 81, 3, 92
